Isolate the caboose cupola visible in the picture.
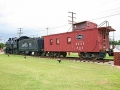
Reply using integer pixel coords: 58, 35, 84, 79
73, 21, 97, 31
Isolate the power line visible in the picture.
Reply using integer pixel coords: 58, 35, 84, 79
100, 0, 120, 6
98, 8, 120, 17
91, 12, 120, 21
23, 25, 69, 35
23, 25, 69, 33
99, 7, 120, 13
49, 25, 69, 30
0, 33, 17, 36
67, 26, 72, 32
1, 11, 120, 36
1, 11, 120, 37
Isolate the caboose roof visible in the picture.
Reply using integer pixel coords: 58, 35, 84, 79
73, 21, 96, 25
43, 31, 72, 37
98, 26, 116, 31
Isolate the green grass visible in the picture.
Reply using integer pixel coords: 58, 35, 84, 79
67, 52, 79, 57
0, 54, 120, 90
105, 53, 114, 59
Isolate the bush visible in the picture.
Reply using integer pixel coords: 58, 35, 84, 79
0, 43, 5, 48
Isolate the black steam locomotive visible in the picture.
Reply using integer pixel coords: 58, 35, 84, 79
5, 36, 45, 56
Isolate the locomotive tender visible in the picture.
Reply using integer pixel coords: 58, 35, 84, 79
5, 21, 115, 60
18, 38, 44, 55
5, 36, 44, 55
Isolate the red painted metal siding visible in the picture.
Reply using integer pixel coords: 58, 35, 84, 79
44, 21, 114, 53
44, 28, 100, 53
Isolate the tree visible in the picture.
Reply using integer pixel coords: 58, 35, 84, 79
0, 43, 5, 48
109, 40, 120, 45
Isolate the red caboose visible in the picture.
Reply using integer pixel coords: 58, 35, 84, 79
44, 21, 115, 59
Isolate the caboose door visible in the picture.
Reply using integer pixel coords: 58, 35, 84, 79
98, 29, 109, 51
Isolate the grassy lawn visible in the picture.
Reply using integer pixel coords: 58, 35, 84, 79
0, 54, 120, 90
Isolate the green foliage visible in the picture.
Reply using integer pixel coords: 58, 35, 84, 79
0, 54, 120, 90
0, 43, 5, 48
110, 40, 120, 45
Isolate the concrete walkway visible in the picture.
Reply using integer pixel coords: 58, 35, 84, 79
0, 52, 4, 54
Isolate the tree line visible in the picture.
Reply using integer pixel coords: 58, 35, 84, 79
110, 40, 120, 45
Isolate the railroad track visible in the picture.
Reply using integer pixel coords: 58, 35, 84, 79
38, 56, 114, 65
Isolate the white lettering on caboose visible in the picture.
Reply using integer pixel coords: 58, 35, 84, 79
75, 41, 84, 50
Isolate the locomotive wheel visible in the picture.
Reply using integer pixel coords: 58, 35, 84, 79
92, 53, 98, 60
48, 52, 54, 57
53, 52, 59, 57
63, 52, 67, 57
80, 52, 98, 60
48, 52, 51, 56
79, 55, 84, 60
79, 52, 89, 59
41, 52, 47, 56
81, 52, 90, 59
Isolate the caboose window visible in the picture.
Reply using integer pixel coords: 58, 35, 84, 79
50, 39, 53, 45
67, 37, 71, 44
56, 38, 60, 44
87, 22, 90, 27
81, 23, 85, 28
74, 25, 77, 29
76, 34, 84, 40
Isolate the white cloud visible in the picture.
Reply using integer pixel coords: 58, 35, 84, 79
0, 0, 120, 42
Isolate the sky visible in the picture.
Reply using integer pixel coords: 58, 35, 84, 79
0, 0, 120, 43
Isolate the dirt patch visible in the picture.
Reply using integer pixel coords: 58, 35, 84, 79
98, 79, 109, 85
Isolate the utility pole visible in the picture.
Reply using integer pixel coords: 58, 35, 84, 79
68, 12, 76, 31
17, 28, 23, 37
46, 27, 48, 35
